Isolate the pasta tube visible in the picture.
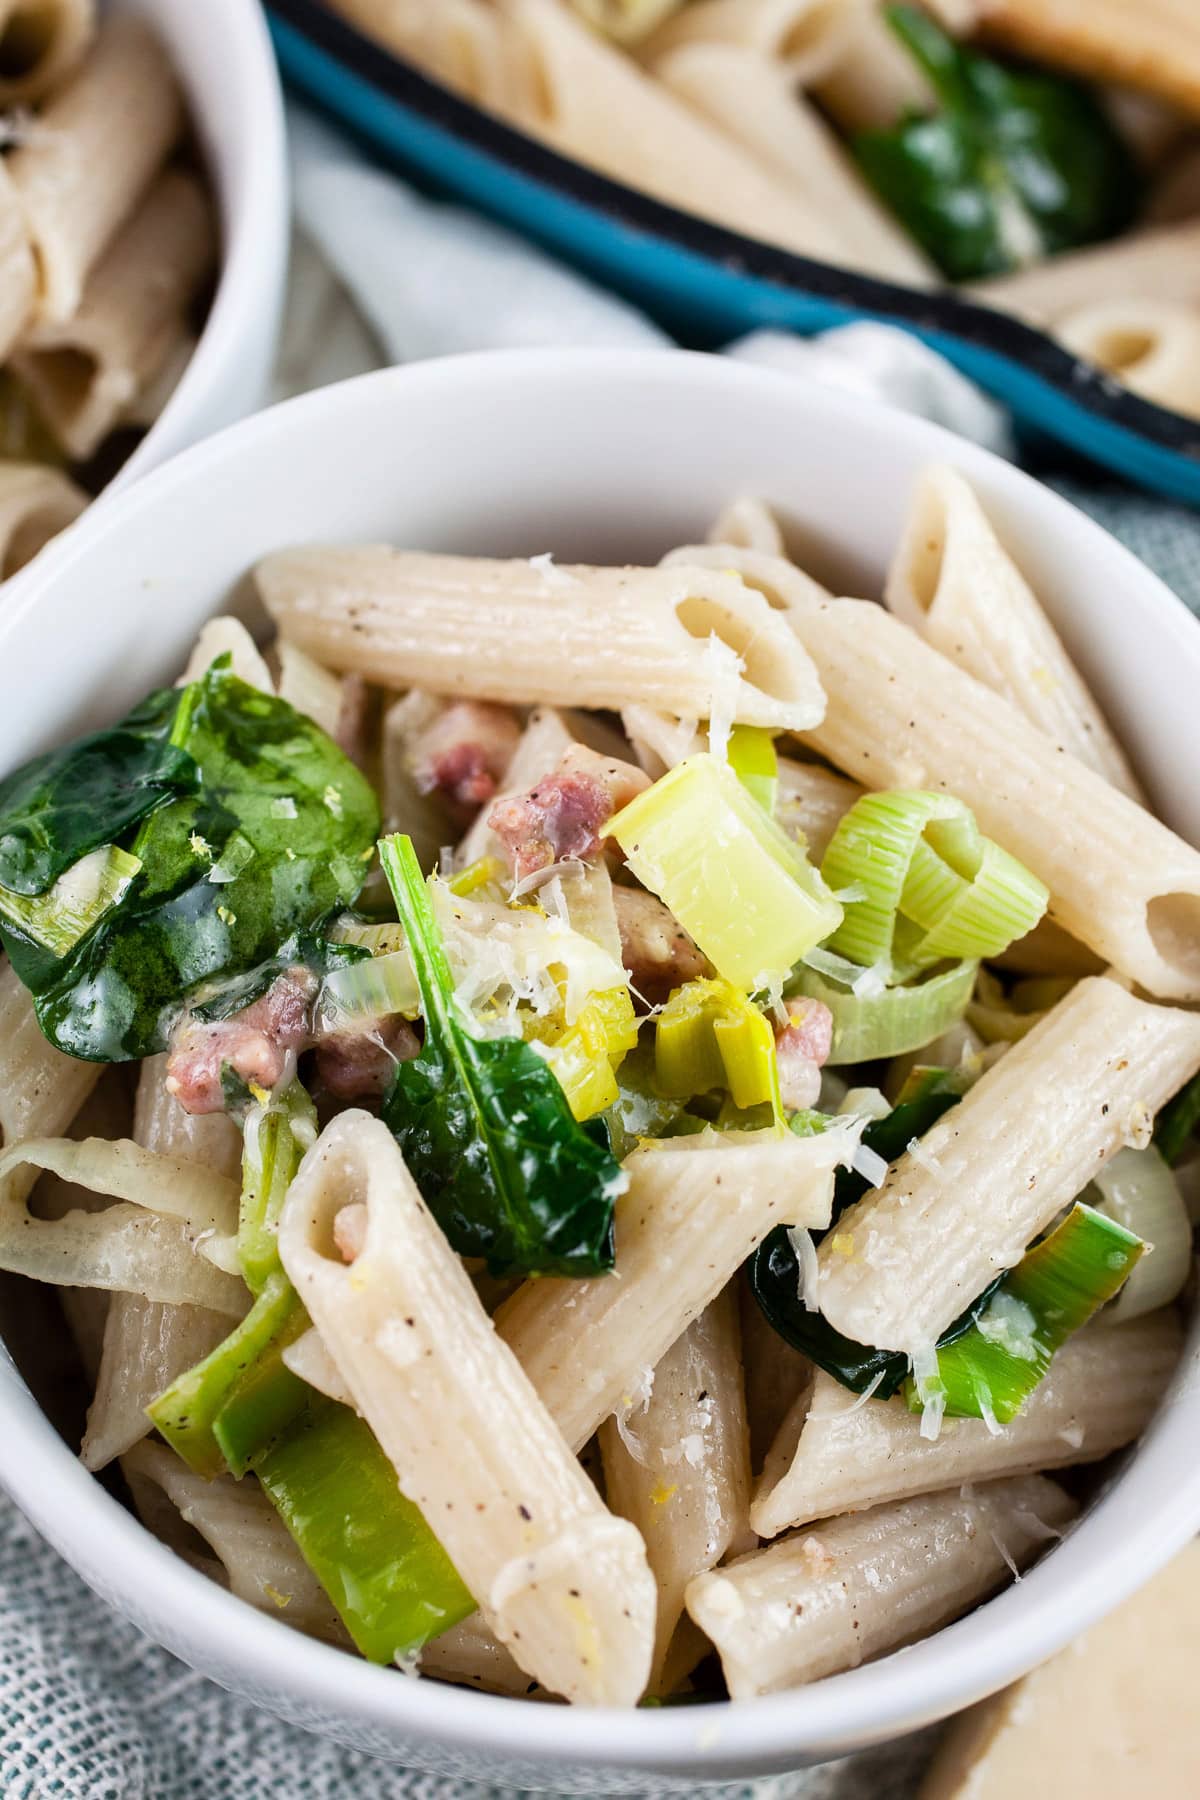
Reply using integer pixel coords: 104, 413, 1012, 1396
642, 0, 867, 82
663, 544, 1200, 1000
122, 1442, 349, 1645
7, 12, 184, 323
817, 978, 1200, 1354
968, 219, 1200, 325
0, 164, 35, 361
752, 1312, 1181, 1536
496, 1122, 856, 1453
14, 169, 216, 461
599, 1290, 754, 1687
0, 0, 93, 105
687, 1475, 1077, 1697
973, 0, 1200, 122
0, 957, 98, 1165
651, 42, 936, 283
420, 1612, 546, 1696
81, 1054, 242, 1473
885, 466, 1142, 796
739, 1273, 812, 1472
0, 461, 85, 578
257, 549, 827, 731
278, 1110, 657, 1707
1056, 300, 1200, 423
706, 494, 787, 557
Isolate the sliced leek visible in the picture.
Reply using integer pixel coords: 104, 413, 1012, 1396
655, 977, 783, 1120
788, 958, 977, 1063
907, 1203, 1144, 1425
317, 949, 420, 1032
0, 843, 141, 958
727, 725, 778, 816
533, 985, 639, 1121
821, 790, 1047, 976
606, 754, 842, 990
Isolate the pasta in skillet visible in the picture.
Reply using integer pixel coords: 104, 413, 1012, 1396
326, 0, 1200, 420
0, 469, 1197, 1706
0, 3, 217, 577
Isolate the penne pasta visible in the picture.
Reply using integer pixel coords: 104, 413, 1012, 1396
0, 163, 35, 361
599, 1290, 754, 1687
0, 0, 93, 105
494, 0, 904, 263
816, 977, 1200, 1354
122, 1442, 350, 1645
776, 756, 862, 861
420, 1612, 547, 1697
495, 1123, 857, 1454
969, 219, 1200, 326
651, 42, 936, 283
642, 0, 869, 84
257, 549, 827, 731
0, 957, 99, 1179
0, 459, 85, 579
181, 617, 274, 695
812, 0, 936, 129
14, 169, 216, 461
687, 1475, 1078, 1697
662, 544, 1200, 1000
81, 1054, 242, 1472
884, 466, 1143, 796
752, 1312, 1181, 1536
972, 0, 1200, 122
706, 494, 788, 557
1056, 299, 1200, 423
278, 1110, 658, 1707
6, 12, 184, 324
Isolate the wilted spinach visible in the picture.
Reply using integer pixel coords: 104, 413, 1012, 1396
852, 6, 1141, 282
0, 658, 379, 1060
379, 833, 622, 1277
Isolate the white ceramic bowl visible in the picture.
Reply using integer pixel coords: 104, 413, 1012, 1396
11, 0, 288, 536
1, 351, 1198, 1793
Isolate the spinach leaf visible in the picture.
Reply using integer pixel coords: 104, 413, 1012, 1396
0, 687, 198, 895
1, 660, 379, 1060
1154, 1071, 1200, 1166
851, 6, 1141, 282
749, 1075, 991, 1395
379, 834, 621, 1277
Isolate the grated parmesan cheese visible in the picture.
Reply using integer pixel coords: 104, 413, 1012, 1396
786, 1224, 821, 1313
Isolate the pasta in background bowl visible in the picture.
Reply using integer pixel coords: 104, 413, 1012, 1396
1, 350, 1199, 1788
0, 0, 287, 583
267, 0, 1200, 504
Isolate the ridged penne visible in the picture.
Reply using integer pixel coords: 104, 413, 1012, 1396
706, 494, 787, 557
0, 163, 35, 361
599, 1290, 754, 1687
258, 549, 826, 730
122, 1442, 349, 1644
14, 169, 216, 460
752, 1312, 1182, 1536
0, 1130, 244, 1313
969, 219, 1200, 326
278, 1111, 658, 1707
738, 1273, 812, 1473
817, 977, 1200, 1354
663, 544, 1200, 1000
81, 1054, 242, 1472
0, 0, 93, 105
687, 1475, 1077, 1697
0, 958, 100, 1182
642, 0, 867, 83
651, 42, 935, 283
420, 1612, 546, 1697
182, 617, 274, 694
1057, 300, 1200, 424
885, 466, 1142, 796
496, 1123, 856, 1453
776, 756, 862, 861
973, 0, 1200, 121
6, 12, 184, 324
0, 460, 86, 579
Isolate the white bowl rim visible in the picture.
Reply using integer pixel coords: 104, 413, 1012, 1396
2, 346, 1200, 1777
101, 0, 288, 496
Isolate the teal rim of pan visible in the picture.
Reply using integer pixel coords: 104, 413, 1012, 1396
268, 0, 1200, 507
